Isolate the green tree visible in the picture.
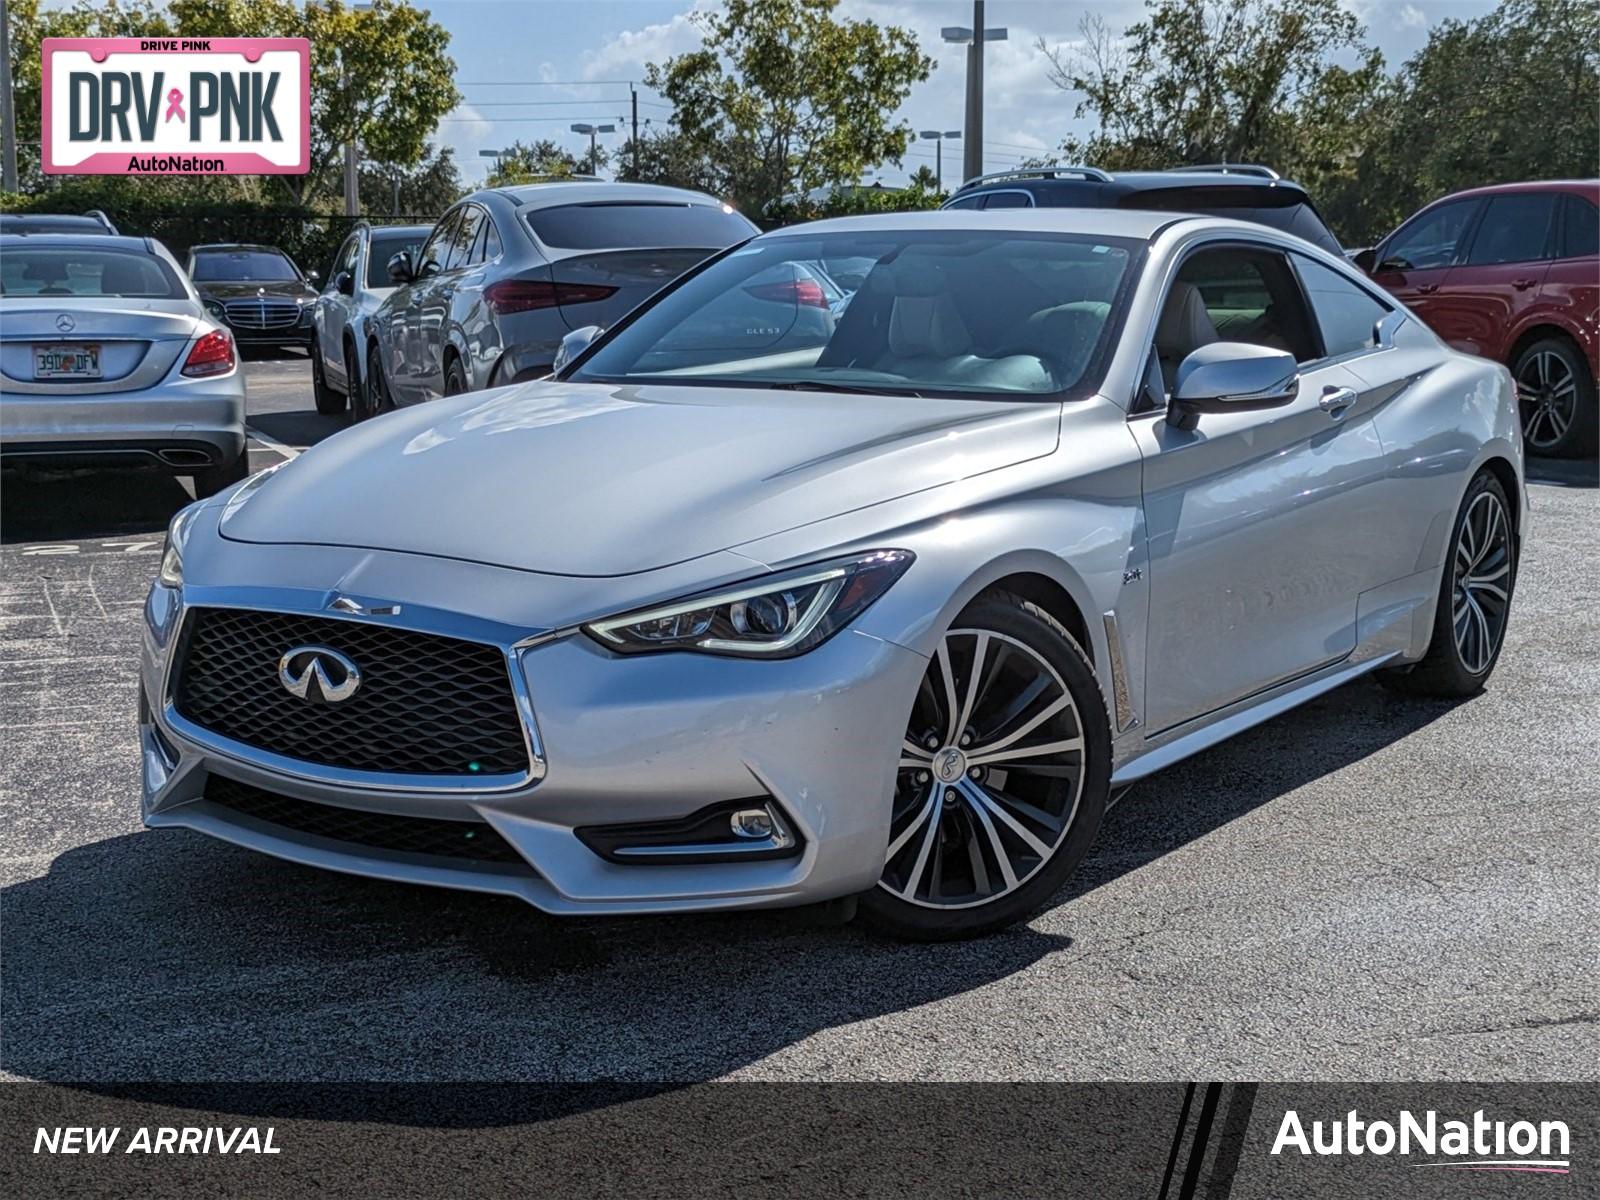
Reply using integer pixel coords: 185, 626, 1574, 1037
1038, 0, 1384, 170
645, 0, 932, 215
614, 128, 725, 196
165, 0, 460, 206
484, 138, 593, 187
1362, 0, 1600, 240
360, 143, 462, 218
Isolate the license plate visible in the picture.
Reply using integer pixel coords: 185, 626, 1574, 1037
33, 344, 102, 379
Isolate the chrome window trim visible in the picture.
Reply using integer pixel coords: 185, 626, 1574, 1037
158, 586, 548, 794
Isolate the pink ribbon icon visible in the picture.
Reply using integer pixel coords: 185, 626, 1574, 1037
164, 88, 185, 123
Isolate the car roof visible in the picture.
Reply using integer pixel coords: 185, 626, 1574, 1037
0, 232, 158, 252
949, 165, 1314, 198
367, 224, 433, 236
763, 207, 1187, 241
1424, 179, 1599, 204
188, 243, 293, 254
0, 213, 114, 230
482, 181, 728, 210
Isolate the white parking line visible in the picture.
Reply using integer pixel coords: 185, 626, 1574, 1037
245, 424, 302, 462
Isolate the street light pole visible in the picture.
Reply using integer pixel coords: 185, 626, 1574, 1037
942, 2, 1008, 184
569, 123, 615, 176
918, 130, 962, 192
0, 0, 18, 192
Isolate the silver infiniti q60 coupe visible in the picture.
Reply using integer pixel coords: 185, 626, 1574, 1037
139, 209, 1525, 939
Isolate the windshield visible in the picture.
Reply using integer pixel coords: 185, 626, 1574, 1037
0, 247, 186, 298
367, 233, 425, 288
190, 250, 300, 283
571, 229, 1139, 397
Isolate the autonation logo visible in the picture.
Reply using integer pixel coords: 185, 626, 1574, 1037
1272, 1108, 1571, 1175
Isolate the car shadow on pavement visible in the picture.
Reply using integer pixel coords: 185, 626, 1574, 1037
0, 466, 194, 543
1524, 456, 1597, 489
0, 679, 1462, 1094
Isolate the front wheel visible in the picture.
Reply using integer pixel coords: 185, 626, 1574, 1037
859, 591, 1110, 941
360, 349, 392, 421
309, 335, 345, 416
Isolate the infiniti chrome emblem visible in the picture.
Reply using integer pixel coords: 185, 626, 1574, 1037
55, 313, 75, 332
278, 645, 362, 703
933, 747, 968, 784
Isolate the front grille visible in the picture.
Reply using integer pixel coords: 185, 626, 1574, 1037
172, 607, 531, 777
223, 298, 301, 328
206, 774, 527, 865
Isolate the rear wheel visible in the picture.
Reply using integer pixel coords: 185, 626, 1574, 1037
1381, 471, 1516, 697
190, 449, 249, 498
1514, 337, 1597, 458
860, 592, 1110, 941
309, 335, 345, 416
444, 355, 469, 397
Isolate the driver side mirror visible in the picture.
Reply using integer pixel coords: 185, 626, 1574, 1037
386, 250, 414, 285
333, 270, 354, 296
1167, 343, 1299, 431
1349, 247, 1377, 274
552, 324, 604, 374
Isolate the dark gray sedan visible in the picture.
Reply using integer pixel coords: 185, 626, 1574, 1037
363, 181, 757, 412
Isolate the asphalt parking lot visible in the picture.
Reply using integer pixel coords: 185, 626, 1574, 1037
2, 351, 1596, 1083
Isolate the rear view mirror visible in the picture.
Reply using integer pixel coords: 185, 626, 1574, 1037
552, 325, 604, 375
1168, 342, 1299, 431
386, 251, 414, 284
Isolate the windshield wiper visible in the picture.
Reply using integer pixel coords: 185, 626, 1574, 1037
767, 380, 926, 398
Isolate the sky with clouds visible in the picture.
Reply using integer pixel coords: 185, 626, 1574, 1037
430, 0, 1499, 189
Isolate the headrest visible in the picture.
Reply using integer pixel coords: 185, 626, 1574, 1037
1156, 281, 1219, 356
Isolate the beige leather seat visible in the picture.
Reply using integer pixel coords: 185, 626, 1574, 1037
1155, 281, 1220, 390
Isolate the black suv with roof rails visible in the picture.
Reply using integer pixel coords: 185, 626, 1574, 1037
941, 164, 1344, 256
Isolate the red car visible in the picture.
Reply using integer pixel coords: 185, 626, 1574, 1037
1357, 180, 1598, 457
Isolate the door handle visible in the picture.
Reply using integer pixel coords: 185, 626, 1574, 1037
1319, 386, 1357, 419
1512, 277, 1537, 291
1414, 283, 1438, 294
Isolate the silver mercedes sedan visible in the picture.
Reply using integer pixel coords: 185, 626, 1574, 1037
139, 209, 1524, 939
1, 234, 247, 495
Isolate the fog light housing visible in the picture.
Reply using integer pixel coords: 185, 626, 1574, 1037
575, 799, 801, 864
730, 807, 775, 839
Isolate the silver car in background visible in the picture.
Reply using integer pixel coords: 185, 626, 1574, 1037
309, 222, 430, 419
141, 210, 1524, 939
0, 235, 246, 496
363, 181, 757, 412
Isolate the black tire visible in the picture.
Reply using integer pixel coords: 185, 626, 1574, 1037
859, 591, 1111, 941
444, 354, 469, 397
342, 340, 363, 416
360, 347, 391, 420
190, 450, 249, 499
309, 335, 345, 416
1380, 471, 1516, 698
1513, 337, 1597, 459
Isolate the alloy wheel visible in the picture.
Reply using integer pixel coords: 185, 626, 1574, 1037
883, 629, 1087, 909
1451, 489, 1512, 674
1516, 349, 1577, 451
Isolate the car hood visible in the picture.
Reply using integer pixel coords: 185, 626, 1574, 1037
220, 381, 1061, 576
198, 280, 318, 302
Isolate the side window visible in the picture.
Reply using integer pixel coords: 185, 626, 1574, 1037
417, 210, 460, 277
1382, 200, 1478, 271
981, 191, 1032, 209
1558, 195, 1599, 259
479, 215, 502, 261
944, 195, 983, 211
329, 235, 358, 285
1294, 255, 1392, 359
1463, 193, 1559, 266
446, 205, 485, 269
1155, 246, 1319, 389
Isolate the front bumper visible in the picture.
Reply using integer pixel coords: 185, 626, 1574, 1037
0, 372, 246, 470
138, 559, 927, 915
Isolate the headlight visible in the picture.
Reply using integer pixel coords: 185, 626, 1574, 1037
157, 504, 200, 588
204, 300, 226, 321
584, 550, 914, 658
